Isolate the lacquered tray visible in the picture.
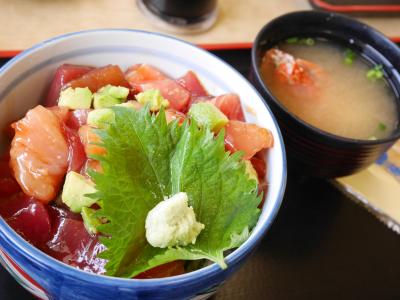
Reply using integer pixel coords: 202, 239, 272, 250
1, 48, 400, 300
310, 0, 400, 15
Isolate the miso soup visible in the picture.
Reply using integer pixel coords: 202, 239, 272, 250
260, 39, 398, 140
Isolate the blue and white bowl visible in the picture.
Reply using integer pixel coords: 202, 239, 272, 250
0, 29, 286, 300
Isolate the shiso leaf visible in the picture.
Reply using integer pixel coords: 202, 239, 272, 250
89, 106, 262, 277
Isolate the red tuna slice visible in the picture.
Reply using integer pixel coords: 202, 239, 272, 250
69, 65, 130, 93
64, 126, 87, 173
0, 193, 51, 250
140, 78, 191, 112
135, 261, 185, 279
125, 64, 169, 94
46, 208, 106, 274
0, 160, 20, 198
47, 205, 82, 224
176, 71, 209, 97
44, 64, 94, 107
250, 155, 267, 180
125, 64, 167, 85
165, 109, 186, 124
224, 120, 274, 160
47, 108, 88, 173
65, 109, 90, 131
210, 93, 245, 121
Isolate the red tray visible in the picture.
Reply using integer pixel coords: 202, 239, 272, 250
310, 0, 400, 15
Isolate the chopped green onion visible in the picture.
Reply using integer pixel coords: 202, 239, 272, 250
378, 122, 387, 131
285, 37, 315, 46
303, 38, 315, 46
286, 37, 299, 44
367, 65, 384, 81
344, 48, 356, 65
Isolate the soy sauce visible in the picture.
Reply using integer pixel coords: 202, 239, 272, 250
142, 0, 217, 24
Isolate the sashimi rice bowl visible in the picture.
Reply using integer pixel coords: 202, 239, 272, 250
0, 30, 286, 300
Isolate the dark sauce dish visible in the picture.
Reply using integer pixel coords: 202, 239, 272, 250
251, 11, 400, 178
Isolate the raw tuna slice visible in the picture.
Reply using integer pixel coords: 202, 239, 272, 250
210, 93, 245, 121
69, 65, 130, 93
224, 120, 273, 160
140, 79, 190, 112
0, 193, 51, 250
45, 64, 93, 107
177, 71, 208, 97
46, 206, 106, 274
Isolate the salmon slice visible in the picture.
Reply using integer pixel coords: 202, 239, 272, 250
78, 125, 106, 157
10, 105, 69, 203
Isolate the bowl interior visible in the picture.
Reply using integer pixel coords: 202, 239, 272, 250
252, 11, 400, 145
0, 29, 286, 286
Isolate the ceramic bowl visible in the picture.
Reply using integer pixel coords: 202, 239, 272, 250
0, 29, 286, 299
251, 11, 400, 178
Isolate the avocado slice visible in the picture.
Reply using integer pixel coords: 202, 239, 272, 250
93, 85, 129, 109
93, 94, 121, 109
81, 207, 101, 234
244, 160, 258, 182
58, 87, 93, 109
115, 100, 141, 110
61, 171, 98, 213
188, 102, 228, 132
100, 85, 129, 99
136, 89, 169, 111
87, 108, 115, 129
88, 99, 143, 128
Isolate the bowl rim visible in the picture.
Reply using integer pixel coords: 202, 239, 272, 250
251, 10, 400, 146
0, 29, 287, 287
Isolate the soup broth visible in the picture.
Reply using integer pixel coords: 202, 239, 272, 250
261, 39, 398, 140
